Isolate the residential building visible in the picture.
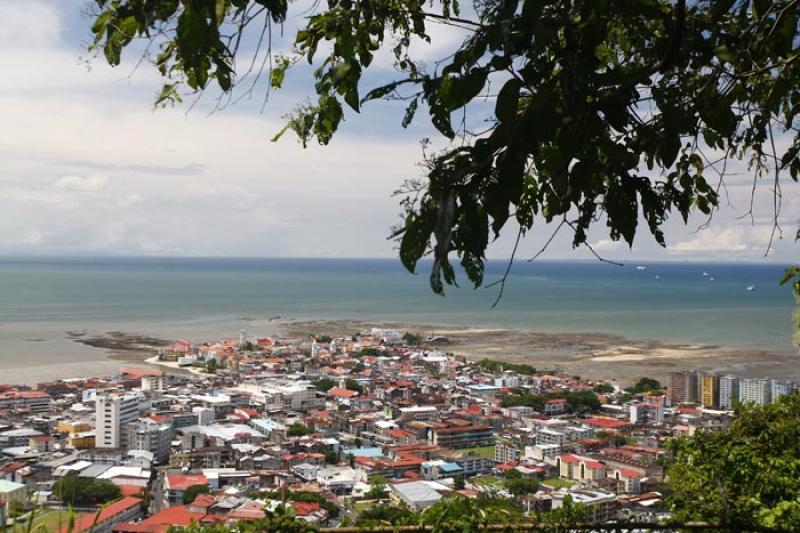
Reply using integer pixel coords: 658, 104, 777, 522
718, 375, 739, 410
668, 371, 699, 405
123, 419, 173, 464
738, 378, 772, 405
701, 374, 720, 409
426, 420, 494, 449
96, 393, 139, 449
771, 379, 796, 400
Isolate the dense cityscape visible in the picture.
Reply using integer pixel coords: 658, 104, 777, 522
0, 328, 793, 531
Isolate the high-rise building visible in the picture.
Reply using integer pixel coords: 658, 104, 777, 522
738, 378, 772, 405
701, 374, 720, 409
122, 419, 173, 464
669, 372, 695, 405
770, 379, 796, 400
96, 393, 139, 449
718, 375, 739, 410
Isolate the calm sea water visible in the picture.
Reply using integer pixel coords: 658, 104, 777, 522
0, 257, 795, 382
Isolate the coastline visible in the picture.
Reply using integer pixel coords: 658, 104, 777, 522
7, 317, 796, 385
278, 319, 800, 381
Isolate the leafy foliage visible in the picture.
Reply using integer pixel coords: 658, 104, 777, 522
344, 378, 364, 394
624, 377, 663, 395
312, 377, 335, 392
402, 332, 421, 345
287, 422, 314, 437
89, 0, 800, 294
501, 389, 600, 413
666, 393, 800, 530
503, 468, 540, 496
352, 347, 381, 357
356, 502, 416, 526
781, 266, 800, 348
53, 477, 122, 506
182, 483, 210, 504
419, 494, 525, 533
259, 490, 340, 519
477, 358, 537, 375
592, 382, 615, 394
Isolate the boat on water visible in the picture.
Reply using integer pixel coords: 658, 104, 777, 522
635, 266, 647, 271
654, 275, 660, 279
747, 285, 756, 291
709, 277, 715, 281
702, 272, 710, 277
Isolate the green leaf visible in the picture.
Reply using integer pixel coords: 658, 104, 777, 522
496, 79, 522, 122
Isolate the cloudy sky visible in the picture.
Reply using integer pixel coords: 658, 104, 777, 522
0, 1, 797, 262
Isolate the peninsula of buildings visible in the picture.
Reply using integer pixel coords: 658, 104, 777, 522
0, 328, 794, 531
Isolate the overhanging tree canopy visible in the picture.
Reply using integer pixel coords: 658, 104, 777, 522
88, 0, 799, 293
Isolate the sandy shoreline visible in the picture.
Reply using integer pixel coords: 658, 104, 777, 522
279, 320, 800, 382
50, 319, 800, 384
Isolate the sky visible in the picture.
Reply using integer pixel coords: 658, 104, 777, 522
0, 0, 797, 262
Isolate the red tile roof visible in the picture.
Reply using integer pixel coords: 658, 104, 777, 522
61, 496, 141, 533
327, 387, 358, 398
584, 417, 629, 429
166, 474, 208, 491
291, 501, 320, 516
114, 505, 213, 533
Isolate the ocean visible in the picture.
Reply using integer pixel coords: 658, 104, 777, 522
0, 257, 796, 383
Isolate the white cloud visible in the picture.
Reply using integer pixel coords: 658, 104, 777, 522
0, 1, 796, 261
54, 174, 108, 192
669, 225, 775, 255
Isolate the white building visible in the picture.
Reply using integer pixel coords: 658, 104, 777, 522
193, 407, 216, 426
738, 378, 771, 405
96, 393, 139, 449
718, 375, 739, 410
525, 443, 561, 462
316, 466, 359, 495
535, 428, 568, 446
771, 379, 796, 400
123, 419, 173, 464
141, 375, 165, 393
239, 383, 323, 412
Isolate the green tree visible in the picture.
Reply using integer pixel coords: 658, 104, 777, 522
356, 503, 416, 526
666, 394, 800, 530
402, 332, 421, 345
205, 358, 219, 374
593, 383, 615, 394
420, 494, 524, 533
7, 499, 24, 519
503, 470, 539, 496
53, 477, 122, 506
625, 377, 663, 395
182, 484, 210, 504
344, 378, 364, 394
366, 475, 388, 500
312, 378, 335, 392
88, 0, 799, 295
324, 450, 339, 464
317, 335, 333, 344
287, 422, 314, 437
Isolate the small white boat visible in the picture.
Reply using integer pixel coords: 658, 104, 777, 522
709, 277, 715, 281
635, 266, 647, 271
702, 272, 710, 277
746, 285, 756, 291
654, 275, 660, 279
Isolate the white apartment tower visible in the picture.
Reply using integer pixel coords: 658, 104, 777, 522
96, 393, 139, 449
718, 375, 739, 410
738, 378, 772, 405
